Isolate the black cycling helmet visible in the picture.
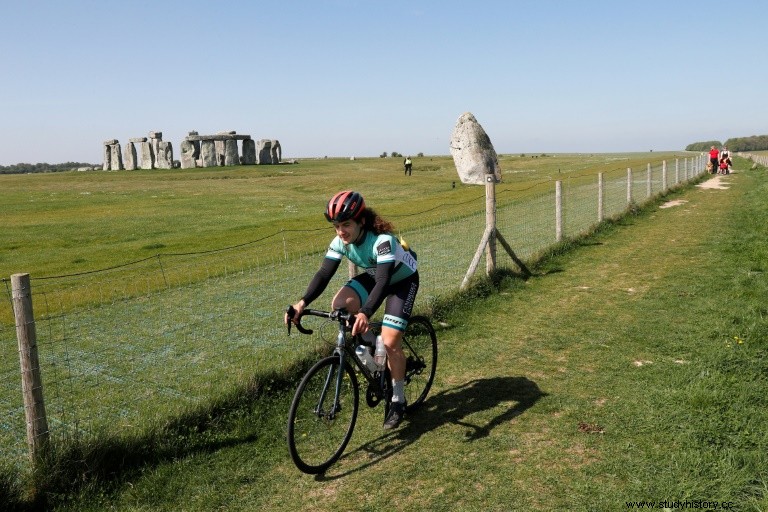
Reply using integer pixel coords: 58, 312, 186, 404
325, 190, 365, 223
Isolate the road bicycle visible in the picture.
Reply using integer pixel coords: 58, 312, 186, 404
285, 306, 438, 474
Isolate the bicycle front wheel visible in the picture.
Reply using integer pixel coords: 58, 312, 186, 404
402, 316, 438, 411
287, 355, 359, 474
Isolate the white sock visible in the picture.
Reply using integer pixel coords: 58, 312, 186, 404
392, 379, 405, 403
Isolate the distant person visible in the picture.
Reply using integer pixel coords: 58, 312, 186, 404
709, 146, 719, 174
404, 156, 413, 176
719, 156, 729, 174
720, 146, 731, 172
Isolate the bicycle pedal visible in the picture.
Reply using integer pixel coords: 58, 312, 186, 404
365, 386, 383, 408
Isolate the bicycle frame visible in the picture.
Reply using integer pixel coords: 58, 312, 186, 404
288, 306, 387, 417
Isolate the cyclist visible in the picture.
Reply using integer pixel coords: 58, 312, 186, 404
286, 190, 419, 429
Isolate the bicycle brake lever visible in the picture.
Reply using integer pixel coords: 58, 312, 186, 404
286, 305, 314, 335
286, 305, 295, 335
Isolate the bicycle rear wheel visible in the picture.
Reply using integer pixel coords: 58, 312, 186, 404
402, 316, 438, 411
287, 355, 359, 474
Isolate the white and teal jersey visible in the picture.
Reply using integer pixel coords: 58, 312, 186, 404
325, 231, 417, 283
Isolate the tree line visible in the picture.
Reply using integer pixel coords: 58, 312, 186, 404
686, 135, 768, 152
0, 162, 97, 175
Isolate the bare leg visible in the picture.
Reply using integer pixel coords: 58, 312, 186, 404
333, 288, 405, 378
381, 326, 405, 381
331, 287, 360, 312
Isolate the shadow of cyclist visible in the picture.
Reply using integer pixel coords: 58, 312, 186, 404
318, 375, 545, 480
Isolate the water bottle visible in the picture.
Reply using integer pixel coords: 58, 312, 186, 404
355, 345, 376, 373
374, 335, 387, 370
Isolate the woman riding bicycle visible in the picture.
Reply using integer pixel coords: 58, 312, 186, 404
286, 190, 419, 429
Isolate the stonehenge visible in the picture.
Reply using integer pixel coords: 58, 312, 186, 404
182, 132, 281, 169
102, 130, 281, 171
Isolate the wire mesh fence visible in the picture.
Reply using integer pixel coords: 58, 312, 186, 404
0, 159, 706, 474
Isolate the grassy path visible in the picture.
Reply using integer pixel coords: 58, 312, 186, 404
47, 164, 768, 511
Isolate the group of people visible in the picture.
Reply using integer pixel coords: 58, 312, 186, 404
708, 145, 732, 175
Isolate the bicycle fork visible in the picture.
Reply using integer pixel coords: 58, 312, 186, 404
314, 350, 346, 420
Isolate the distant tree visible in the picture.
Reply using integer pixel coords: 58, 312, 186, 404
0, 161, 97, 174
724, 135, 768, 152
417, 152, 424, 157
380, 152, 388, 158
391, 152, 402, 158
685, 141, 722, 151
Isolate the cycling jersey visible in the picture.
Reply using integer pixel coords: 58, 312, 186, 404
326, 231, 417, 283
301, 230, 418, 322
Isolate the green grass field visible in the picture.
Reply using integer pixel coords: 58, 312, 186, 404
0, 152, 691, 282
7, 152, 765, 511
0, 151, 696, 328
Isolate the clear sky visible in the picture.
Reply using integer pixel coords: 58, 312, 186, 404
1, 0, 765, 166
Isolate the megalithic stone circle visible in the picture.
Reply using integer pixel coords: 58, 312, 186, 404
449, 112, 501, 185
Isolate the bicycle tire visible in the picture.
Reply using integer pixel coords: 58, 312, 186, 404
402, 316, 438, 411
287, 355, 359, 474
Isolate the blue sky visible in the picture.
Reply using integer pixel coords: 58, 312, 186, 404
1, 0, 765, 166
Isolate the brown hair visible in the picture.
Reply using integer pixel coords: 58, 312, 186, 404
360, 208, 395, 235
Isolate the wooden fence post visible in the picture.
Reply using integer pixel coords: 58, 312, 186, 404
485, 173, 497, 275
662, 160, 668, 191
598, 172, 604, 223
555, 180, 563, 242
627, 168, 633, 206
11, 273, 49, 463
675, 159, 679, 185
646, 163, 652, 198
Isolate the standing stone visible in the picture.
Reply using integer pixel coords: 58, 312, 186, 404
214, 140, 225, 165
103, 144, 111, 170
270, 139, 282, 164
140, 141, 155, 169
256, 139, 273, 164
187, 131, 201, 160
201, 140, 217, 167
148, 131, 162, 163
180, 139, 197, 169
110, 143, 124, 171
222, 139, 238, 166
124, 142, 138, 170
103, 139, 118, 170
156, 141, 173, 169
241, 138, 256, 164
449, 112, 501, 184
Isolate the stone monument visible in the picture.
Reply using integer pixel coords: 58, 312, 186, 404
449, 112, 501, 184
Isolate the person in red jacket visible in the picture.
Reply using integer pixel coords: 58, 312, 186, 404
709, 146, 719, 174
